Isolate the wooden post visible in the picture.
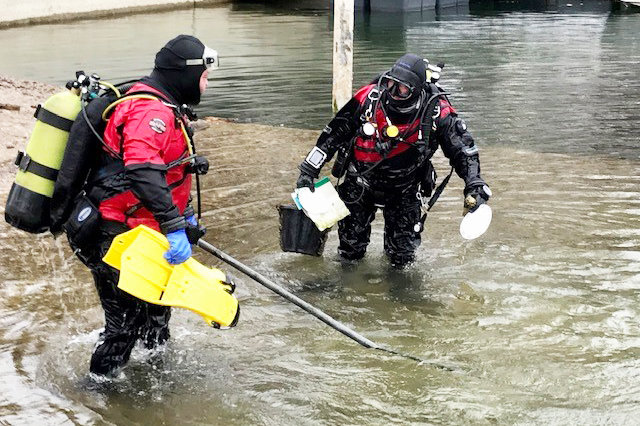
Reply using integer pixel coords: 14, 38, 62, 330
332, 0, 354, 113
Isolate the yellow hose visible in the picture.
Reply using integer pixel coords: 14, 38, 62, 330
179, 121, 194, 155
102, 93, 194, 155
101, 95, 161, 121
100, 81, 121, 98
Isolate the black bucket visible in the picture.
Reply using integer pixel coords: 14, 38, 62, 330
278, 204, 329, 256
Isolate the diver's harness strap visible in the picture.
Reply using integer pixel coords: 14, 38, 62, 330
349, 84, 446, 179
34, 104, 75, 132
346, 84, 455, 232
414, 86, 456, 231
14, 151, 58, 181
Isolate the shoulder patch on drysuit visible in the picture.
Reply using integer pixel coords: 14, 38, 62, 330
149, 118, 166, 134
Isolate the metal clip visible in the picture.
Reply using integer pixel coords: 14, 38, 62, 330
367, 88, 380, 101
363, 103, 374, 121
17, 152, 31, 172
14, 151, 24, 167
417, 189, 429, 215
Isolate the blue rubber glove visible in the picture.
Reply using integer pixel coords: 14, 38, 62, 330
164, 229, 192, 265
186, 215, 198, 226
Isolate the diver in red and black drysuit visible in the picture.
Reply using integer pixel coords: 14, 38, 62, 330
62, 35, 217, 376
296, 53, 491, 268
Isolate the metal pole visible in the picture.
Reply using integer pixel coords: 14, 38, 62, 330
198, 239, 377, 348
196, 239, 456, 370
332, 0, 354, 113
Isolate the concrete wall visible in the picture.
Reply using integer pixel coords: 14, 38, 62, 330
0, 0, 229, 27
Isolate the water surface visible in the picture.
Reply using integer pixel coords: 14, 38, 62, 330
0, 2, 640, 425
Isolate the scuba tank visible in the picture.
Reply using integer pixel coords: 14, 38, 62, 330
5, 71, 125, 234
4, 87, 82, 233
5, 70, 199, 236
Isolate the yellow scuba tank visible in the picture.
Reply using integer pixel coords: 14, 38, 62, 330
5, 88, 81, 233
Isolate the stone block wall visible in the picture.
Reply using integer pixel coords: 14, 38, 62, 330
0, 0, 229, 28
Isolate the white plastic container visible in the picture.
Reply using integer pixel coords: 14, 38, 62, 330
292, 177, 350, 231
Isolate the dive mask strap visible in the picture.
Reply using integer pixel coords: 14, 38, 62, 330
185, 46, 219, 70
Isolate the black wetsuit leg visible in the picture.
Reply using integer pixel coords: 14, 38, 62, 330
141, 303, 171, 349
71, 224, 171, 376
382, 185, 422, 268
337, 177, 377, 261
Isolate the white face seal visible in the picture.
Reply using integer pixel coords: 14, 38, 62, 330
186, 45, 219, 70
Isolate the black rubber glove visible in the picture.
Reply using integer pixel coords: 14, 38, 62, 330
296, 172, 315, 192
463, 183, 491, 214
185, 215, 206, 244
186, 155, 209, 175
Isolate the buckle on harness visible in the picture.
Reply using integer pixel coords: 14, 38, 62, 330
14, 151, 24, 167
17, 152, 31, 171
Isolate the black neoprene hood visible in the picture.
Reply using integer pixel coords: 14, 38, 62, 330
381, 53, 429, 113
388, 53, 427, 90
150, 35, 207, 106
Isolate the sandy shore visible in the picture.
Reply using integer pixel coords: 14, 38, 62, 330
0, 76, 58, 179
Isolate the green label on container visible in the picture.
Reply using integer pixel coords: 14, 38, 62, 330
314, 176, 330, 188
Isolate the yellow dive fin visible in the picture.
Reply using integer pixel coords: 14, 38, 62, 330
103, 225, 239, 328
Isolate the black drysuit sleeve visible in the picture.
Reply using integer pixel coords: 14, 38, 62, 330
433, 108, 486, 191
298, 97, 360, 178
125, 163, 185, 231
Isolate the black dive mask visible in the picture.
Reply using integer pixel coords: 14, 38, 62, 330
381, 74, 415, 101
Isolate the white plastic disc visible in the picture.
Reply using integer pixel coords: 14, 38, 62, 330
460, 204, 492, 240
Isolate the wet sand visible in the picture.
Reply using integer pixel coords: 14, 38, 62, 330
0, 76, 57, 176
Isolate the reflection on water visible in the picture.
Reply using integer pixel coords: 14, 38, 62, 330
0, 1, 638, 158
0, 1, 640, 424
